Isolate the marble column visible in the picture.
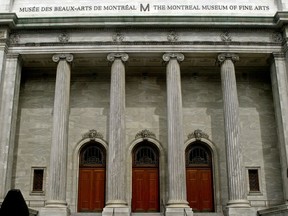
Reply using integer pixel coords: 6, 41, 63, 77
218, 53, 250, 210
103, 53, 129, 216
0, 29, 8, 89
0, 54, 22, 201
270, 52, 288, 203
41, 54, 73, 216
163, 53, 192, 216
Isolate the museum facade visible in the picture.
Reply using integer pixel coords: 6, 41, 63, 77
1, 0, 288, 216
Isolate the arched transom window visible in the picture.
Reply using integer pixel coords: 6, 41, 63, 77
186, 143, 212, 167
133, 142, 159, 167
80, 142, 106, 167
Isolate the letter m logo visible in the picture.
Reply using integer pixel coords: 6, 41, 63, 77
140, 4, 150, 12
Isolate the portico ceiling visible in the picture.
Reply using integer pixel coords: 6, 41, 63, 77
21, 52, 270, 74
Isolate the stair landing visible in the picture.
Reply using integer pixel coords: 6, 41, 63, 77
131, 213, 162, 216
71, 213, 102, 216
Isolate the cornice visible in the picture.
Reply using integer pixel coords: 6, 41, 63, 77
0, 13, 17, 28
2, 13, 288, 30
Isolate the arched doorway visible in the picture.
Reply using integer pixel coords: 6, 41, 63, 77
186, 142, 214, 212
132, 141, 160, 212
78, 141, 106, 212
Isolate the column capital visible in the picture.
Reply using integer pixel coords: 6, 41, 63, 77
107, 52, 129, 62
217, 53, 239, 64
52, 54, 73, 63
163, 53, 184, 62
6, 53, 23, 65
273, 52, 285, 60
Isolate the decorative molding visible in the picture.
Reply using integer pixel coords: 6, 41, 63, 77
272, 32, 283, 43
52, 54, 73, 63
187, 129, 209, 141
0, 30, 5, 39
220, 31, 232, 42
6, 53, 21, 59
82, 129, 104, 140
273, 52, 285, 59
9, 34, 20, 44
58, 33, 70, 43
217, 53, 239, 65
162, 53, 184, 62
112, 31, 124, 42
107, 52, 129, 62
135, 129, 156, 140
167, 31, 179, 42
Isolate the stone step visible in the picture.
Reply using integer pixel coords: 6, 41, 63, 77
193, 213, 224, 216
131, 213, 162, 216
70, 212, 223, 216
70, 213, 102, 216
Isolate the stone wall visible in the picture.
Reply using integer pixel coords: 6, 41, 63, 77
13, 68, 283, 212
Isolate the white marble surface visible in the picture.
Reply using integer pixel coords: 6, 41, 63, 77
9, 0, 278, 17
219, 54, 249, 207
46, 54, 73, 205
0, 54, 21, 199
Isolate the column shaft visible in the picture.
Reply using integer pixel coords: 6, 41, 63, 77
0, 54, 22, 200
218, 53, 249, 207
106, 53, 128, 206
46, 54, 73, 206
270, 52, 288, 201
163, 53, 190, 212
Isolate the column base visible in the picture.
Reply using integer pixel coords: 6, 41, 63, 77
226, 207, 256, 216
39, 206, 70, 216
166, 207, 193, 216
166, 201, 193, 216
102, 201, 130, 216
102, 207, 130, 216
227, 199, 251, 208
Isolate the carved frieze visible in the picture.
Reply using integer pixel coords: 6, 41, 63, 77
220, 31, 232, 42
9, 34, 20, 44
82, 129, 104, 140
272, 32, 283, 43
187, 129, 209, 140
0, 30, 5, 39
58, 33, 70, 43
112, 32, 124, 42
135, 129, 156, 140
167, 31, 179, 42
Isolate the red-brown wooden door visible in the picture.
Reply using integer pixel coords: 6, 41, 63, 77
78, 142, 106, 212
186, 168, 213, 212
132, 168, 159, 212
78, 168, 105, 212
132, 142, 160, 212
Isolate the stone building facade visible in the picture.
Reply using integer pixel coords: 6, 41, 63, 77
1, 0, 288, 216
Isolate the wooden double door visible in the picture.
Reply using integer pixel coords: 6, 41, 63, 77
78, 168, 106, 212
132, 142, 160, 212
78, 142, 106, 212
186, 168, 213, 212
132, 168, 159, 212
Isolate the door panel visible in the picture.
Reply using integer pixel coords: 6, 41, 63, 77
132, 168, 159, 212
186, 168, 213, 212
78, 168, 105, 212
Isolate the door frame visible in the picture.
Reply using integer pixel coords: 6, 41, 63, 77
132, 142, 160, 212
78, 167, 106, 212
128, 136, 165, 212
71, 134, 108, 213
184, 135, 221, 213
